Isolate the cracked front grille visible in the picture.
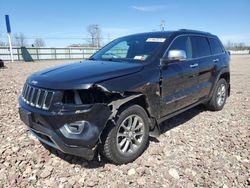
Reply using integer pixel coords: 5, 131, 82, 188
21, 84, 54, 110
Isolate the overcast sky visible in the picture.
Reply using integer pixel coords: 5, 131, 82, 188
0, 0, 249, 47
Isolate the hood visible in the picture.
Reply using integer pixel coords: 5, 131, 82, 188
27, 60, 144, 90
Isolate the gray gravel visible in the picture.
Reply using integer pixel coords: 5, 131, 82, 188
0, 56, 249, 187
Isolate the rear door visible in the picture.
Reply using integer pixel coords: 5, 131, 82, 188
190, 36, 214, 100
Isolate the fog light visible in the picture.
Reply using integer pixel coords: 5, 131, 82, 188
64, 121, 88, 134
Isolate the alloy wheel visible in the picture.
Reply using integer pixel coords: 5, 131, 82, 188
116, 115, 145, 155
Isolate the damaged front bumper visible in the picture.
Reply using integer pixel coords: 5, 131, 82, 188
18, 97, 111, 160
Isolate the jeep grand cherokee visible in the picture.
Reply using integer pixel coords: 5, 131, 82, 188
19, 29, 230, 164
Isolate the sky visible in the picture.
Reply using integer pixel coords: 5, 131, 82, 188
0, 0, 250, 47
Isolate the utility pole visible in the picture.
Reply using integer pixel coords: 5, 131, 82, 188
160, 20, 166, 31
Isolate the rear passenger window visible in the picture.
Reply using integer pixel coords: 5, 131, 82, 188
167, 36, 192, 59
191, 36, 211, 58
209, 38, 224, 54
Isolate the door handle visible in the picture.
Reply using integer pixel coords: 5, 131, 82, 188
213, 59, 219, 63
190, 63, 198, 68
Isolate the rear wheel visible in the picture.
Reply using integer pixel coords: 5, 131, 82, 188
100, 105, 149, 164
206, 78, 228, 111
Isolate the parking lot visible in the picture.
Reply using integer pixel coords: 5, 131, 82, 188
0, 55, 249, 187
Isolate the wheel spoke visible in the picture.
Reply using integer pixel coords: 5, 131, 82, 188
134, 123, 143, 131
127, 116, 133, 129
217, 98, 221, 105
132, 137, 141, 146
131, 116, 138, 130
122, 140, 130, 152
218, 89, 221, 96
221, 85, 226, 92
121, 123, 129, 131
117, 133, 127, 137
134, 132, 143, 136
119, 138, 127, 147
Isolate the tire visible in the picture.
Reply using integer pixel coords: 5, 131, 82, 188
206, 78, 228, 111
99, 105, 149, 164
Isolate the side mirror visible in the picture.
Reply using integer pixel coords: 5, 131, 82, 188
168, 50, 187, 61
160, 50, 187, 68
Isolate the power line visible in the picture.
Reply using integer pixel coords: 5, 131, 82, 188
0, 36, 113, 40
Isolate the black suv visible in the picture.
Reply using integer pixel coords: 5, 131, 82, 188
19, 30, 230, 164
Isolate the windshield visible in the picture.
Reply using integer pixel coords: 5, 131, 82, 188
91, 35, 167, 62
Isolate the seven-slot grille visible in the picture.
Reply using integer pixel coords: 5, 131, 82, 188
21, 84, 54, 110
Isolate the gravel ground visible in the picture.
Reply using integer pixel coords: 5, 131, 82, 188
0, 56, 249, 188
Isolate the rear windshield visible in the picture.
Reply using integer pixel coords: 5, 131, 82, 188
91, 35, 167, 62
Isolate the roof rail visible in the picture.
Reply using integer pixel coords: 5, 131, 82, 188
178, 29, 211, 35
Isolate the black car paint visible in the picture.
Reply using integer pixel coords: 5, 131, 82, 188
19, 30, 230, 160
27, 60, 144, 90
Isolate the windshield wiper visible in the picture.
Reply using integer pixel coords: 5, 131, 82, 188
88, 57, 95, 60
101, 58, 123, 62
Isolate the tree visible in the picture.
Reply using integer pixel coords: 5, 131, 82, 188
14, 33, 27, 47
33, 38, 45, 47
87, 24, 102, 47
0, 40, 7, 47
68, 43, 84, 47
225, 40, 249, 51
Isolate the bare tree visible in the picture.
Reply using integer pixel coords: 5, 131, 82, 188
0, 40, 7, 47
87, 24, 102, 47
225, 40, 249, 51
68, 43, 84, 47
14, 33, 27, 47
33, 38, 45, 47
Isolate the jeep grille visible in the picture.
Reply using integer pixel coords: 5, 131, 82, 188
21, 84, 54, 110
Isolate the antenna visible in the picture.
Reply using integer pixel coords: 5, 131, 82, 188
160, 20, 166, 31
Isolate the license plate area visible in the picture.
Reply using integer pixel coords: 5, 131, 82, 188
19, 108, 32, 127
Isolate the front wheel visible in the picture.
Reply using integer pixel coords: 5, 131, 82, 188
206, 78, 228, 111
99, 105, 149, 164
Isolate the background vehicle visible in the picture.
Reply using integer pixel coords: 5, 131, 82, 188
19, 29, 230, 164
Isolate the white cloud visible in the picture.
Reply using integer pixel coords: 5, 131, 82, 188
131, 5, 166, 12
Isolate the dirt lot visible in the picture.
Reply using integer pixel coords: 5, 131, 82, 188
0, 56, 249, 187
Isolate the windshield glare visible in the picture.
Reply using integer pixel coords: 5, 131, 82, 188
91, 35, 167, 62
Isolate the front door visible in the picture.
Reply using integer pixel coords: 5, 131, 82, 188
160, 36, 199, 117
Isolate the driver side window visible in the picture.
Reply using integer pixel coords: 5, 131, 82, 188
167, 36, 192, 59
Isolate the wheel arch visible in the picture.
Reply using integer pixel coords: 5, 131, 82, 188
219, 72, 230, 96
100, 93, 160, 142
208, 69, 230, 99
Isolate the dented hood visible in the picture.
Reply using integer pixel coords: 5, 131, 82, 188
27, 60, 144, 89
